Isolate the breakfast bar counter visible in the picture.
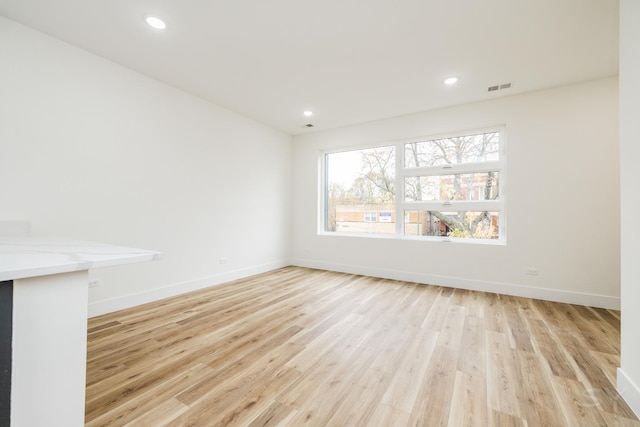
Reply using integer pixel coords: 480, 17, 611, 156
0, 235, 160, 427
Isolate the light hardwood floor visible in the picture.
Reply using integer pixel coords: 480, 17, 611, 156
85, 267, 639, 426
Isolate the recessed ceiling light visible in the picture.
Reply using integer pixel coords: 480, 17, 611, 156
145, 16, 166, 30
303, 110, 313, 117
444, 77, 459, 86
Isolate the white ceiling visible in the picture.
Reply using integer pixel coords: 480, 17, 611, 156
0, 0, 619, 135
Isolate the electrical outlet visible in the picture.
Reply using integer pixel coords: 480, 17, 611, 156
219, 257, 227, 265
525, 267, 539, 276
88, 279, 99, 288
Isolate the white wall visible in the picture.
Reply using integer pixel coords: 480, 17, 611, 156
292, 78, 620, 308
618, 0, 640, 417
0, 17, 292, 315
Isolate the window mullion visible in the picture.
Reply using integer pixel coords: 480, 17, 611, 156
401, 161, 501, 176
403, 201, 501, 211
395, 142, 403, 236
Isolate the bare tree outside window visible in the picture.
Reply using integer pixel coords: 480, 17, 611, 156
326, 146, 395, 234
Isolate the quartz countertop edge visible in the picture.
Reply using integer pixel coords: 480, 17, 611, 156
0, 236, 161, 282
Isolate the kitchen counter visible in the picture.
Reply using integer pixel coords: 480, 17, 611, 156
0, 233, 160, 427
0, 235, 161, 281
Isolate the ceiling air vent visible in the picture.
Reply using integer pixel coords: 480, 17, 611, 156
488, 82, 512, 92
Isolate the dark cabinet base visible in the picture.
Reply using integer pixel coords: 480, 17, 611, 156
0, 280, 13, 425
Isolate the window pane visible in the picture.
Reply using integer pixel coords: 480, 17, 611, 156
326, 146, 395, 235
404, 132, 499, 168
404, 210, 500, 239
405, 172, 499, 202
364, 212, 377, 222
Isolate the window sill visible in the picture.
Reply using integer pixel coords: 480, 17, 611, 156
318, 231, 506, 246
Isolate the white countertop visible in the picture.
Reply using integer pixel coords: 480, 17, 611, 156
0, 236, 161, 281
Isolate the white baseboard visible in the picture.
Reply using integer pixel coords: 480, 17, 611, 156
88, 260, 290, 317
618, 368, 640, 418
89, 258, 621, 317
291, 258, 620, 310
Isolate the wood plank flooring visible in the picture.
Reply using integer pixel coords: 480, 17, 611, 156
85, 267, 639, 426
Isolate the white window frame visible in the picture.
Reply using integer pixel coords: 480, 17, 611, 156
320, 126, 506, 244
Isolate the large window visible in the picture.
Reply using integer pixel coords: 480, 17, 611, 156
323, 129, 505, 242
